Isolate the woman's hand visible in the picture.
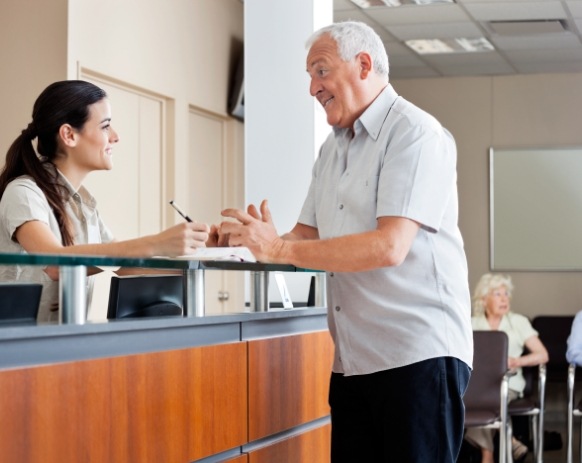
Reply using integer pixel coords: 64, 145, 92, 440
153, 222, 210, 256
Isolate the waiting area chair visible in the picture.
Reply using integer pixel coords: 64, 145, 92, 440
508, 354, 547, 462
533, 315, 574, 462
464, 330, 513, 463
567, 363, 582, 463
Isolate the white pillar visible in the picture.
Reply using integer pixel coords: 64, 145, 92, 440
244, 0, 333, 304
245, 0, 332, 232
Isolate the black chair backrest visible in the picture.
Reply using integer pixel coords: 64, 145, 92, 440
107, 275, 183, 319
532, 315, 574, 382
465, 330, 509, 411
0, 283, 42, 325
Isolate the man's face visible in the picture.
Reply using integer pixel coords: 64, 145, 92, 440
306, 35, 365, 129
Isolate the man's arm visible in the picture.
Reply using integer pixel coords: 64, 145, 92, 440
221, 200, 420, 272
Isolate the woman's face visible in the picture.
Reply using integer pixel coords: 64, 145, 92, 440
484, 285, 511, 317
68, 98, 119, 173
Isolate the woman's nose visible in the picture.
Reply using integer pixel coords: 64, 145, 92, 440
110, 127, 120, 143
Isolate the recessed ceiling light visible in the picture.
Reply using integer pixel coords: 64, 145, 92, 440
405, 37, 494, 54
350, 0, 454, 8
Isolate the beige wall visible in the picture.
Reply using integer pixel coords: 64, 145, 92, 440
0, 0, 68, 154
0, 0, 244, 211
393, 73, 582, 319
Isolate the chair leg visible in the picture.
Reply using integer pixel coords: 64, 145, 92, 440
531, 415, 538, 462
506, 419, 514, 463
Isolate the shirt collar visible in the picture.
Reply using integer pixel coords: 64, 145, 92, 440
333, 84, 399, 142
55, 169, 97, 208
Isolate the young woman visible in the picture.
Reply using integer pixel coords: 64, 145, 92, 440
0, 80, 210, 321
466, 273, 549, 463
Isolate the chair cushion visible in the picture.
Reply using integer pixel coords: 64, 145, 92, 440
465, 410, 500, 427
508, 397, 538, 415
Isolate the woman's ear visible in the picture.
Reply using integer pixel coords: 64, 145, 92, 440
58, 124, 78, 148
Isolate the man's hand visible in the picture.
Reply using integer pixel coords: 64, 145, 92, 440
220, 199, 285, 263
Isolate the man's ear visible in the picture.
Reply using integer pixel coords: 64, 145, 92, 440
357, 52, 373, 79
58, 124, 78, 147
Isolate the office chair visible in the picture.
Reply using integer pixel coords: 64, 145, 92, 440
532, 316, 574, 382
107, 275, 183, 319
567, 363, 582, 463
464, 330, 513, 463
508, 361, 546, 463
532, 315, 574, 462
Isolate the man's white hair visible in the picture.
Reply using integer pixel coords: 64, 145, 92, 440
306, 21, 389, 79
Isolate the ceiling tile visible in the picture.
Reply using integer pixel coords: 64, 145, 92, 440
462, 1, 568, 21
567, 1, 582, 17
334, 0, 358, 11
491, 32, 582, 50
390, 66, 441, 78
364, 3, 470, 26
385, 21, 483, 40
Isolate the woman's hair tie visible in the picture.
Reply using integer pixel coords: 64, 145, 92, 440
22, 122, 37, 140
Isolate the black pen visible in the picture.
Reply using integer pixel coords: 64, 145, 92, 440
169, 200, 193, 223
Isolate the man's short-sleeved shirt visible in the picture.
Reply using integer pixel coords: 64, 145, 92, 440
0, 171, 113, 322
298, 84, 472, 375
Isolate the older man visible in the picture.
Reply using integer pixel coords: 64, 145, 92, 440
221, 21, 472, 463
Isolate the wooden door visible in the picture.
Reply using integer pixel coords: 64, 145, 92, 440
80, 72, 166, 320
188, 108, 244, 314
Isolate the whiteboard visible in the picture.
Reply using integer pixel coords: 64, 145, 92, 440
490, 147, 582, 271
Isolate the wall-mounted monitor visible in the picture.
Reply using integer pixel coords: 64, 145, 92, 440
228, 50, 244, 121
107, 275, 183, 319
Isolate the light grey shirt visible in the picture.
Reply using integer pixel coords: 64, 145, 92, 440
298, 84, 473, 375
0, 171, 113, 322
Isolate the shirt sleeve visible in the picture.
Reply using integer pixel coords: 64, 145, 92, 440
1, 179, 52, 241
376, 120, 457, 233
567, 312, 582, 365
512, 313, 539, 346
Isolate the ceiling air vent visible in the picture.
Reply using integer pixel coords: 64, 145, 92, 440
488, 19, 569, 36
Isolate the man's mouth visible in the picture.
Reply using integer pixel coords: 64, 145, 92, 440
323, 96, 334, 108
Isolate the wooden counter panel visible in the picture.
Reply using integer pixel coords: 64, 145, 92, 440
248, 330, 333, 441
0, 342, 247, 463
247, 423, 331, 463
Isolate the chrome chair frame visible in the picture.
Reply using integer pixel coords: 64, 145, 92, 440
508, 363, 547, 463
567, 363, 582, 463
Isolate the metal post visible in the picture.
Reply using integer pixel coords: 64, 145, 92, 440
314, 272, 327, 307
59, 265, 87, 324
183, 269, 205, 317
250, 271, 269, 312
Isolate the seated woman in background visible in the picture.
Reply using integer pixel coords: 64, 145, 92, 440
0, 80, 212, 322
466, 273, 549, 463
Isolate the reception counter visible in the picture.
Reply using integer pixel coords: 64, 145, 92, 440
0, 253, 333, 463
